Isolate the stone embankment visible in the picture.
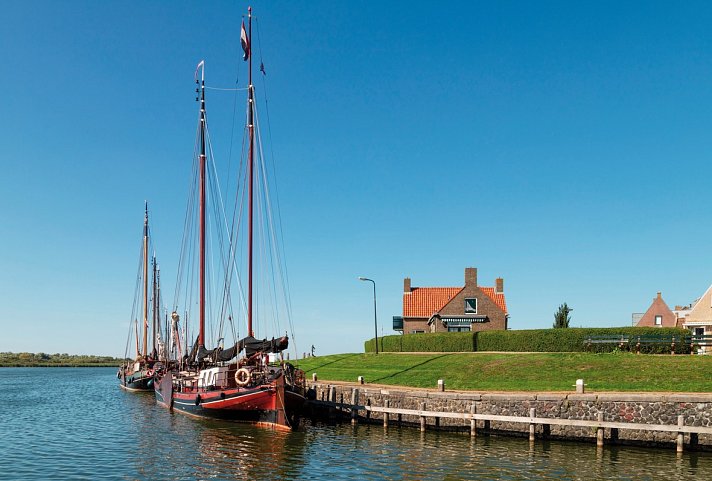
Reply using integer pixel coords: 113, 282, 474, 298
306, 381, 712, 450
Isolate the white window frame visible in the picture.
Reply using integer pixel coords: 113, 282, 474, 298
655, 315, 662, 326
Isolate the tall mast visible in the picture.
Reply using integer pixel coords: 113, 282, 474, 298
197, 61, 207, 348
247, 6, 255, 338
142, 202, 149, 358
152, 254, 158, 355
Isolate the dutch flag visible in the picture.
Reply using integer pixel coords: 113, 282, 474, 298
241, 20, 250, 61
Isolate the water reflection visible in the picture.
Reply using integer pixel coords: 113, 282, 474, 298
1, 368, 710, 481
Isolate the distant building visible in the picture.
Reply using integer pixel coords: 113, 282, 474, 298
675, 285, 712, 353
634, 292, 676, 328
395, 267, 508, 334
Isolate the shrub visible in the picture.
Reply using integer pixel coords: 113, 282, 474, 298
364, 332, 475, 353
366, 327, 691, 354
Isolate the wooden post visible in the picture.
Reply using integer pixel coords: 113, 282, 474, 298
312, 372, 317, 382
529, 408, 536, 442
420, 402, 426, 432
384, 399, 390, 428
398, 413, 402, 426
358, 376, 364, 384
351, 389, 359, 425
677, 415, 684, 453
366, 398, 371, 420
437, 379, 445, 392
328, 386, 336, 419
470, 403, 477, 437
597, 413, 604, 447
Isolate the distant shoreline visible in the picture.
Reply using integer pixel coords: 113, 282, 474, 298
0, 364, 120, 368
0, 352, 124, 368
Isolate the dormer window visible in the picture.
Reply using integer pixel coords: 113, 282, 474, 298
655, 315, 662, 326
465, 298, 477, 314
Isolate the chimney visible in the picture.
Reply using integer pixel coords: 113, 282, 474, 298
465, 267, 477, 287
404, 277, 411, 293
656, 292, 662, 300
495, 277, 504, 294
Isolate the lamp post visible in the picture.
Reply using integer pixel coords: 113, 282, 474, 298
358, 277, 378, 354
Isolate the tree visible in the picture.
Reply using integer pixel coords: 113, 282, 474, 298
553, 303, 572, 328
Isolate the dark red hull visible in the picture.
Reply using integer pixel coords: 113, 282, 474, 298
154, 370, 305, 430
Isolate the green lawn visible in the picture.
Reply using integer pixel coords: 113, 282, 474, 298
294, 352, 712, 392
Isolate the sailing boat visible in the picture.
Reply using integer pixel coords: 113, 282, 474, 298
154, 7, 306, 429
118, 203, 161, 391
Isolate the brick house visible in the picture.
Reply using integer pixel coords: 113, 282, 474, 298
635, 292, 677, 327
674, 285, 712, 353
397, 267, 508, 334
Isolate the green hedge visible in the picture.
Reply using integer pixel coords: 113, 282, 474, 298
365, 327, 691, 354
477, 327, 691, 354
364, 332, 475, 353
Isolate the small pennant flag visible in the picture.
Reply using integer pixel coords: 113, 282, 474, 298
260, 62, 266, 76
240, 20, 250, 61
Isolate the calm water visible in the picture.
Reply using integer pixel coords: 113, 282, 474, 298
0, 368, 709, 480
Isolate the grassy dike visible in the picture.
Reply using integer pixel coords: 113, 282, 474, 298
294, 352, 712, 392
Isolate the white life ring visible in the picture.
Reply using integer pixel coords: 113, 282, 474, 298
234, 368, 251, 387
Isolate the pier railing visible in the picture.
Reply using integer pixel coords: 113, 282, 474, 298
583, 334, 712, 354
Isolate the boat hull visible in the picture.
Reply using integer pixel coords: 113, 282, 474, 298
154, 371, 305, 430
118, 368, 154, 392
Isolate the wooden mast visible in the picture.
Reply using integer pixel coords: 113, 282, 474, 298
142, 202, 149, 358
247, 6, 255, 338
198, 61, 207, 348
152, 254, 158, 356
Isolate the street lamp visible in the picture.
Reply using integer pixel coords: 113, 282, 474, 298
358, 277, 379, 354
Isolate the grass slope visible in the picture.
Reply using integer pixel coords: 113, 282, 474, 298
295, 352, 712, 392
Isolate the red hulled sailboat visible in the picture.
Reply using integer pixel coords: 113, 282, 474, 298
154, 7, 306, 429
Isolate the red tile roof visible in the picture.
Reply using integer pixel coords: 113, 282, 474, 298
403, 286, 508, 317
480, 287, 508, 313
404, 287, 463, 317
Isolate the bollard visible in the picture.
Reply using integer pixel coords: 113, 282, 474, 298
597, 413, 604, 447
420, 402, 426, 432
351, 389, 359, 425
677, 415, 684, 453
384, 400, 389, 428
470, 403, 477, 437
576, 379, 585, 394
358, 376, 364, 385
312, 372, 317, 382
437, 379, 445, 392
529, 408, 536, 442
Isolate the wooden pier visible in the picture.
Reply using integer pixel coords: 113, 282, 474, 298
308, 389, 712, 453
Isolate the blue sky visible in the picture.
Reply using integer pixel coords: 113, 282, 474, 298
2, 1, 712, 356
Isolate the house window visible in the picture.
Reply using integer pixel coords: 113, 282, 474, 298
465, 298, 477, 314
655, 315, 662, 326
448, 326, 471, 332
